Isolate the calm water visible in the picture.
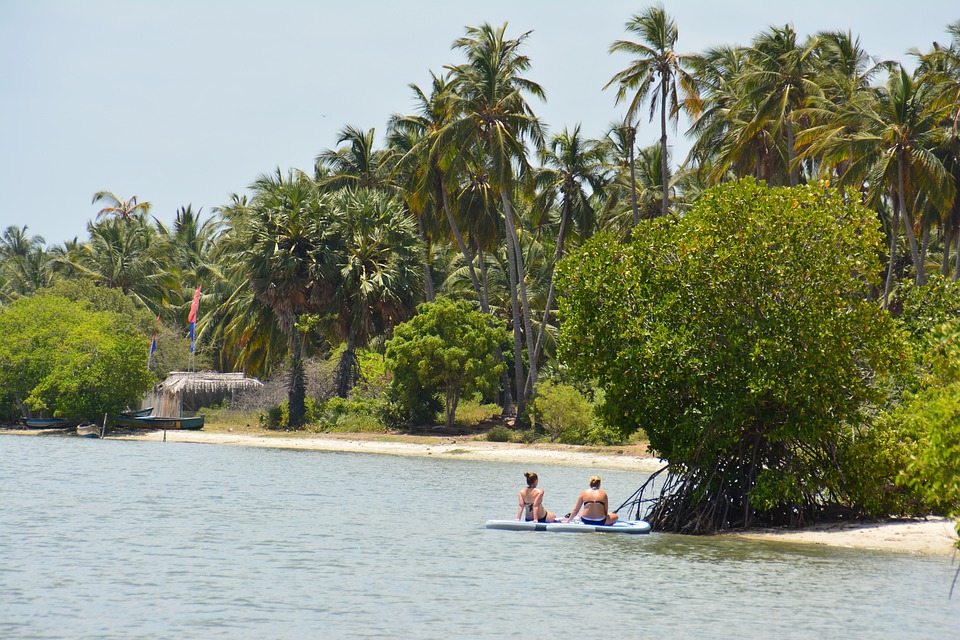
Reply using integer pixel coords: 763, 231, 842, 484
1, 435, 957, 639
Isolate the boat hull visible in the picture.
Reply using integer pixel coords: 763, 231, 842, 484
485, 519, 651, 534
76, 424, 101, 438
113, 415, 204, 430
22, 418, 71, 429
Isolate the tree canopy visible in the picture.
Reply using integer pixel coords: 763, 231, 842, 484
558, 179, 909, 531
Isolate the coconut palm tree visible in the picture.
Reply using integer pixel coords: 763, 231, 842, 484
53, 216, 172, 311
606, 4, 698, 218
0, 226, 54, 301
525, 125, 608, 397
737, 25, 822, 187
315, 125, 394, 193
91, 191, 152, 222
835, 66, 953, 296
439, 22, 545, 414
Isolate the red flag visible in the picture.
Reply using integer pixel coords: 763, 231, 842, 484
188, 286, 201, 323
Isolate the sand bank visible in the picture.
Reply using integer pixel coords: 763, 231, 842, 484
108, 429, 667, 472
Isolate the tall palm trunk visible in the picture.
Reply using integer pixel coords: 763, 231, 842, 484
335, 335, 359, 399
288, 324, 306, 428
660, 83, 670, 217
440, 186, 488, 313
942, 224, 953, 278
786, 113, 798, 187
883, 190, 900, 309
416, 212, 435, 302
501, 190, 537, 410
629, 125, 638, 226
898, 151, 926, 285
480, 252, 514, 415
525, 191, 571, 400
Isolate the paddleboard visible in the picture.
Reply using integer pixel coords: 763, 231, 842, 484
485, 519, 651, 534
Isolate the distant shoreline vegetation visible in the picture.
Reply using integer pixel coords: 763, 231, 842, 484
1, 10, 959, 536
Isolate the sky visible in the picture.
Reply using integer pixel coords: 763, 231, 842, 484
1, 0, 957, 246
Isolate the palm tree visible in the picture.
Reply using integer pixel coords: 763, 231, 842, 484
226, 169, 334, 427
439, 22, 545, 414
53, 217, 173, 311
91, 191, 152, 221
606, 4, 698, 218
827, 66, 953, 297
315, 125, 394, 192
328, 189, 422, 397
737, 25, 822, 187
0, 225, 54, 300
526, 125, 607, 397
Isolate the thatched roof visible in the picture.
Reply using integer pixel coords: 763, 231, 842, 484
155, 371, 263, 395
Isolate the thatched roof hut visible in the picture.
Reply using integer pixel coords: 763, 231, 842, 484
147, 371, 263, 417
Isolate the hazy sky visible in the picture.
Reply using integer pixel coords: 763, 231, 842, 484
2, 0, 957, 245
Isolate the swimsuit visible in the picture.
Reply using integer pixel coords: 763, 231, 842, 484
580, 499, 607, 525
524, 502, 548, 523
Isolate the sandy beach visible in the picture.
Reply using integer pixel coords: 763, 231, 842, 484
5, 427, 957, 556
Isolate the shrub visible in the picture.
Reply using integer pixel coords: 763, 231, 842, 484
486, 425, 512, 442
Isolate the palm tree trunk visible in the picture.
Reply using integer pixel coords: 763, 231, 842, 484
787, 114, 798, 187
335, 335, 358, 399
628, 125, 638, 226
920, 221, 931, 269
501, 190, 537, 409
440, 186, 488, 312
955, 223, 960, 281
660, 86, 670, 217
941, 224, 952, 277
898, 152, 926, 285
883, 192, 900, 310
525, 191, 571, 400
479, 247, 514, 416
501, 206, 526, 418
416, 212, 435, 303
288, 324, 306, 428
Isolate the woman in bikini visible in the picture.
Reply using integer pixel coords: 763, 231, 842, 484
565, 475, 618, 526
515, 472, 558, 523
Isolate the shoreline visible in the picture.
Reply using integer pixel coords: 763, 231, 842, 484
4, 427, 957, 556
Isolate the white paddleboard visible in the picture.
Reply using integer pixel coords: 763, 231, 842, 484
485, 519, 651, 534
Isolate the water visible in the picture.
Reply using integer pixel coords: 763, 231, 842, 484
1, 435, 957, 639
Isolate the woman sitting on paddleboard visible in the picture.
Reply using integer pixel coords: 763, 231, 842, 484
516, 472, 558, 523
566, 476, 618, 526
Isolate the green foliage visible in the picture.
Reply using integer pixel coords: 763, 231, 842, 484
452, 398, 500, 427
891, 382, 960, 515
310, 395, 383, 433
558, 180, 909, 528
529, 380, 619, 445
0, 293, 155, 420
485, 425, 512, 442
385, 296, 507, 427
261, 396, 319, 430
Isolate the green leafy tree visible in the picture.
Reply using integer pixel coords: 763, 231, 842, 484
558, 179, 907, 532
385, 296, 507, 427
0, 292, 154, 420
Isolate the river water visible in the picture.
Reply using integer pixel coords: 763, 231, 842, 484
1, 435, 957, 638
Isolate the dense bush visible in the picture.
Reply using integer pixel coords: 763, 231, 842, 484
385, 296, 507, 427
0, 290, 155, 420
558, 180, 909, 530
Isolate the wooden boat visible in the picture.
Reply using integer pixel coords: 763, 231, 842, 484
76, 423, 102, 438
120, 407, 153, 417
21, 417, 71, 429
113, 415, 204, 430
